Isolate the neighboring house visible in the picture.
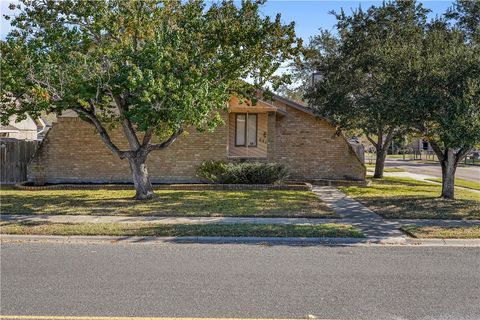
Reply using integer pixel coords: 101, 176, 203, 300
0, 114, 54, 141
28, 95, 366, 184
409, 137, 433, 153
36, 116, 53, 140
0, 115, 39, 140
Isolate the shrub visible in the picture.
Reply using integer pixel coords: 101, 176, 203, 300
196, 160, 289, 184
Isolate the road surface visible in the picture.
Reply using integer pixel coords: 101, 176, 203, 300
385, 159, 480, 182
1, 242, 479, 320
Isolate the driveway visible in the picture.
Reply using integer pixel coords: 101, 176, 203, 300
385, 158, 480, 182
2, 242, 479, 320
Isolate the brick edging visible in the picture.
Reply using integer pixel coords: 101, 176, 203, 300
14, 181, 312, 191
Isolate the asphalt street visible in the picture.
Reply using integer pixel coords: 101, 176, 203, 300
1, 242, 479, 320
384, 159, 480, 182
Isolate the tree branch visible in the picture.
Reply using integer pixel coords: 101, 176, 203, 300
454, 145, 472, 167
365, 134, 378, 149
147, 129, 184, 152
142, 129, 153, 148
428, 139, 445, 162
381, 127, 396, 152
113, 95, 141, 151
73, 107, 129, 159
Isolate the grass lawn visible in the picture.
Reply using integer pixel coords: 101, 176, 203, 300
0, 222, 364, 238
402, 225, 480, 239
386, 154, 411, 159
0, 189, 335, 218
365, 164, 405, 173
383, 167, 405, 173
339, 177, 480, 220
461, 158, 480, 166
425, 178, 480, 191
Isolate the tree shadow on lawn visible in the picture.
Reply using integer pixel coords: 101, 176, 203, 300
361, 196, 480, 220
0, 190, 334, 218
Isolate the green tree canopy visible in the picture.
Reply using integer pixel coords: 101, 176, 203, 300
446, 0, 480, 43
408, 19, 480, 199
1, 0, 300, 199
297, 0, 428, 178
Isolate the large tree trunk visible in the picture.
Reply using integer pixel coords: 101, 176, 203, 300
439, 149, 457, 200
366, 128, 396, 179
373, 147, 388, 178
128, 157, 155, 200
428, 142, 472, 200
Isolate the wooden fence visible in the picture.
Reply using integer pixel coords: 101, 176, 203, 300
0, 139, 39, 184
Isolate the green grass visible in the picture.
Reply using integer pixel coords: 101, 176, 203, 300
0, 222, 364, 238
339, 176, 480, 220
365, 164, 405, 173
386, 154, 410, 159
0, 189, 335, 218
425, 178, 480, 191
461, 158, 480, 166
384, 167, 405, 173
402, 225, 480, 239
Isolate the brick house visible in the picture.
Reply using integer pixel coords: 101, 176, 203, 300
28, 94, 366, 184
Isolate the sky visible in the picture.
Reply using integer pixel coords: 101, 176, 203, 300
257, 1, 454, 42
0, 1, 455, 42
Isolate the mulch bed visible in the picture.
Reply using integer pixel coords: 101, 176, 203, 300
14, 181, 312, 191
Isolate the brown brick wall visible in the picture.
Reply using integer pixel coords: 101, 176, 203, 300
29, 116, 228, 183
28, 105, 365, 183
274, 106, 365, 181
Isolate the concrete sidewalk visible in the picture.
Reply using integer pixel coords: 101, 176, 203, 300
3, 214, 477, 228
1, 214, 341, 225
312, 186, 405, 238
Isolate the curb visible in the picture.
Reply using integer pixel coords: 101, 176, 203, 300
0, 234, 405, 246
2, 234, 479, 246
0, 234, 372, 245
405, 238, 480, 246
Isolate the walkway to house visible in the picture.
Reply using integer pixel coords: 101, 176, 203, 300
312, 186, 404, 238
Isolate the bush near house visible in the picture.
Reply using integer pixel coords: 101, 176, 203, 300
196, 161, 289, 184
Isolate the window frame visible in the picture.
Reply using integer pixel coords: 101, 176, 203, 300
234, 113, 258, 147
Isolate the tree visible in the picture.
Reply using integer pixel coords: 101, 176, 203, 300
0, 0, 300, 199
409, 20, 480, 199
446, 0, 480, 43
296, 0, 428, 178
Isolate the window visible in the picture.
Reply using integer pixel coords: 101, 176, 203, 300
247, 114, 257, 147
235, 114, 246, 146
235, 113, 257, 147
422, 140, 429, 150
